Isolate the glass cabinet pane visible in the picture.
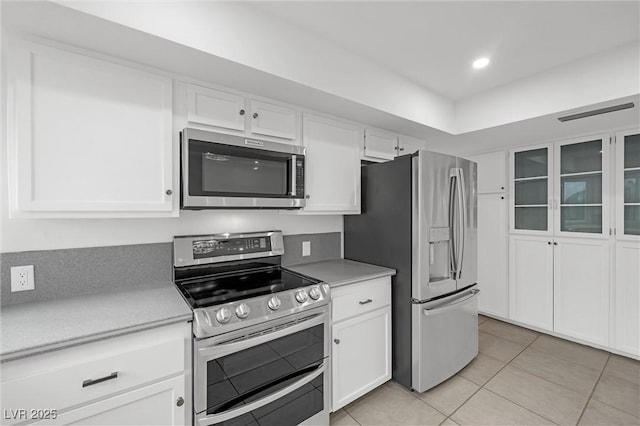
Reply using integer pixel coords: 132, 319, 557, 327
560, 206, 602, 233
515, 148, 547, 178
515, 207, 547, 231
560, 140, 602, 174
624, 134, 640, 169
624, 205, 640, 235
515, 179, 547, 205
561, 174, 602, 204
624, 170, 640, 203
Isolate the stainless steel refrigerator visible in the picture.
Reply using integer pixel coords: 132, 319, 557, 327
344, 150, 479, 393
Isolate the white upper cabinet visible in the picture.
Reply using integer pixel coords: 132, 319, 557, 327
248, 100, 297, 141
302, 114, 362, 214
362, 128, 397, 161
510, 136, 610, 237
186, 84, 298, 142
554, 135, 609, 238
7, 40, 174, 217
615, 129, 640, 239
510, 144, 554, 235
187, 84, 246, 131
468, 151, 507, 194
397, 135, 424, 157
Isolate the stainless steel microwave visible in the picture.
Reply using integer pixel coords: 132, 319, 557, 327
181, 128, 306, 209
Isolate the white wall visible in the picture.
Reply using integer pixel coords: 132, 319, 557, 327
456, 42, 640, 134
54, 0, 456, 134
0, 210, 343, 253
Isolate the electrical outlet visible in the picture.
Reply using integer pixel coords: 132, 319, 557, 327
11, 265, 35, 292
302, 241, 311, 257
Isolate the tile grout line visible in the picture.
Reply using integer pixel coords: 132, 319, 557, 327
575, 352, 611, 425
477, 331, 601, 425
466, 333, 565, 425
441, 331, 543, 424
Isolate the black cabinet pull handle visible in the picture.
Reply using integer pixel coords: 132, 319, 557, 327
83, 372, 118, 388
176, 397, 185, 407
359, 299, 373, 305
253, 112, 259, 119
239, 109, 245, 116
553, 242, 558, 246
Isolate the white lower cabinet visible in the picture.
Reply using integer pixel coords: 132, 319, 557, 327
509, 235, 554, 331
510, 235, 610, 346
33, 376, 185, 426
1, 322, 191, 426
613, 241, 640, 356
553, 238, 609, 346
331, 277, 391, 412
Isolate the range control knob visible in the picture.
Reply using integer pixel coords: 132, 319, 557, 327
215, 308, 231, 324
308, 287, 322, 300
235, 303, 250, 319
267, 296, 281, 311
295, 290, 308, 303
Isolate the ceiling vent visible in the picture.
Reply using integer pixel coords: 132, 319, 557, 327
557, 102, 635, 122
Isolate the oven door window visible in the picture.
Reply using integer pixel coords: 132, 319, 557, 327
206, 324, 325, 425
188, 139, 293, 198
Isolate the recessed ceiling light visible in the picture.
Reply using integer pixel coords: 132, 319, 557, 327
472, 57, 490, 69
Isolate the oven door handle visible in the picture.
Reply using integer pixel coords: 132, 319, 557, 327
197, 311, 327, 359
197, 362, 326, 426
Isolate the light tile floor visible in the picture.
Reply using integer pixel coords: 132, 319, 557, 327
330, 315, 640, 426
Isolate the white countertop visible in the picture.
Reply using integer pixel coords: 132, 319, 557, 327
287, 258, 395, 287
0, 282, 192, 362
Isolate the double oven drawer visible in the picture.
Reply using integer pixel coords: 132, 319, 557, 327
194, 306, 330, 426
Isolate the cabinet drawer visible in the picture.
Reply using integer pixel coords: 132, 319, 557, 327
1, 323, 188, 423
332, 277, 391, 323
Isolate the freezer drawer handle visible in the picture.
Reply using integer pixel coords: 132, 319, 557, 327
82, 371, 118, 388
359, 299, 373, 305
423, 289, 480, 317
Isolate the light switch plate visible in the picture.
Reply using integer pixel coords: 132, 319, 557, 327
302, 241, 311, 257
11, 265, 35, 292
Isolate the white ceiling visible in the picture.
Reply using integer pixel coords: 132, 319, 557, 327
252, 1, 640, 101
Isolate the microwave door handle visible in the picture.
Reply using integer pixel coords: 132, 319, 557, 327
290, 155, 297, 197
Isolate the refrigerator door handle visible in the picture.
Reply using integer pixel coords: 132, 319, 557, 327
423, 289, 479, 316
456, 168, 466, 279
448, 172, 458, 277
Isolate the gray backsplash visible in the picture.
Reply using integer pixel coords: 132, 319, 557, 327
282, 232, 341, 266
1, 232, 341, 306
0, 243, 173, 306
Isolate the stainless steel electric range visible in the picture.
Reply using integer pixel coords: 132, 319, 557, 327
173, 231, 331, 426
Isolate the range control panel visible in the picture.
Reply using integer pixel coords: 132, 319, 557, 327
193, 237, 271, 259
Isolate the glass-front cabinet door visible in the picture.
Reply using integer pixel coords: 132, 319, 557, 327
554, 136, 609, 237
511, 145, 553, 234
616, 129, 640, 239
